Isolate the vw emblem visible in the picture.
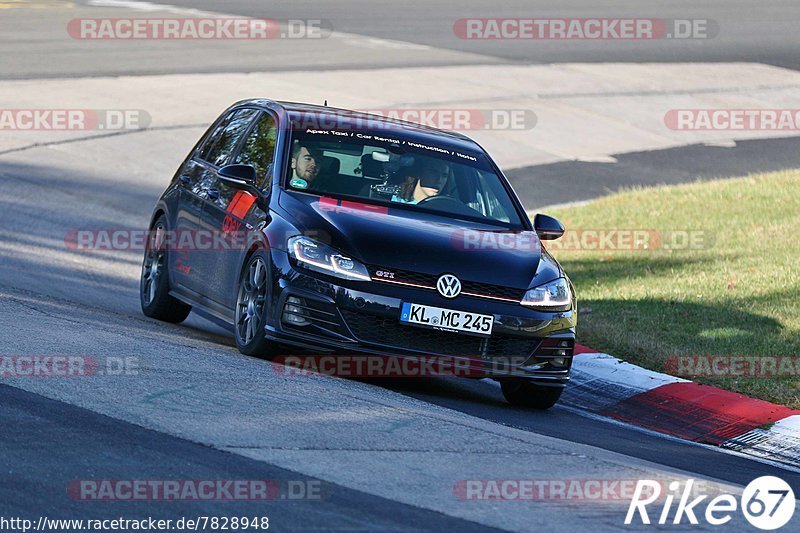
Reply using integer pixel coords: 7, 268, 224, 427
436, 274, 461, 298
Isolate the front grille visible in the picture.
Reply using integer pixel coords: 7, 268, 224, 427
462, 281, 523, 300
368, 265, 525, 301
370, 266, 434, 286
340, 309, 539, 359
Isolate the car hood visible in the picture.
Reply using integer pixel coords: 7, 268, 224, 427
278, 192, 557, 289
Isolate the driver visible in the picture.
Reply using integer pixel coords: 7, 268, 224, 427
392, 159, 450, 204
290, 142, 322, 187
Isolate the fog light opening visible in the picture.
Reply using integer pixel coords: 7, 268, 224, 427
283, 296, 311, 326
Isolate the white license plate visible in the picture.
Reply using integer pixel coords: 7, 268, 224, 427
399, 302, 493, 337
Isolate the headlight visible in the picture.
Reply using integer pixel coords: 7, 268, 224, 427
288, 236, 371, 281
520, 277, 571, 309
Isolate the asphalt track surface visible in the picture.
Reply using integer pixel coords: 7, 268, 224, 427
164, 0, 800, 71
0, 384, 501, 532
2, 1, 800, 531
4, 0, 800, 76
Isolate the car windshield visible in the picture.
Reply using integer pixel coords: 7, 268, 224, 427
284, 124, 524, 228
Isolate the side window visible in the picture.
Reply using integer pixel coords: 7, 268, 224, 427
197, 113, 233, 162
475, 170, 512, 223
200, 108, 259, 167
235, 112, 278, 189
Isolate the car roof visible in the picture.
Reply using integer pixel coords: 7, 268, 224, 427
233, 98, 486, 154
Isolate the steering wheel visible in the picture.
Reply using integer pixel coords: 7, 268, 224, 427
415, 195, 479, 217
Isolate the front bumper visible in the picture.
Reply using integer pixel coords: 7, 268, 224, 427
266, 251, 577, 385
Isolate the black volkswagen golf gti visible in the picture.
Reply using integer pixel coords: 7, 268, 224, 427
141, 99, 577, 409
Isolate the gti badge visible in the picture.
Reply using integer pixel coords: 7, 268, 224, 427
437, 274, 461, 298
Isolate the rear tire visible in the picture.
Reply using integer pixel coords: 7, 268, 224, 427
501, 380, 563, 409
234, 251, 277, 357
140, 215, 191, 323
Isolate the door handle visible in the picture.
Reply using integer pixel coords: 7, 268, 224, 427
205, 188, 220, 200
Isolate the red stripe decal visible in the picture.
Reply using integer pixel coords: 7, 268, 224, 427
229, 191, 256, 219
319, 197, 338, 211
340, 200, 389, 215
227, 191, 244, 214
600, 382, 800, 445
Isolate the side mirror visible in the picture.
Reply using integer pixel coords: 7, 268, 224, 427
217, 164, 268, 210
218, 164, 257, 184
533, 213, 565, 240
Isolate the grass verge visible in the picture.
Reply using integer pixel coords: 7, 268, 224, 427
544, 169, 800, 408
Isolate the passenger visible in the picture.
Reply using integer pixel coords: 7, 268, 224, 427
392, 159, 450, 204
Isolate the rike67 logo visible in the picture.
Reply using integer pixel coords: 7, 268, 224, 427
626, 476, 795, 530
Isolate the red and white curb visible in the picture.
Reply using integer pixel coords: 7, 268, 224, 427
562, 345, 800, 468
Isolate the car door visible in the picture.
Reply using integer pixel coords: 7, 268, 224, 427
201, 110, 279, 309
171, 111, 238, 294
177, 107, 260, 301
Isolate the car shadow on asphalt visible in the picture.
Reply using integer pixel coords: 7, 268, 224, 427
511, 135, 800, 210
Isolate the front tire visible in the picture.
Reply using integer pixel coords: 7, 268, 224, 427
234, 251, 276, 357
501, 380, 563, 409
140, 216, 191, 323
